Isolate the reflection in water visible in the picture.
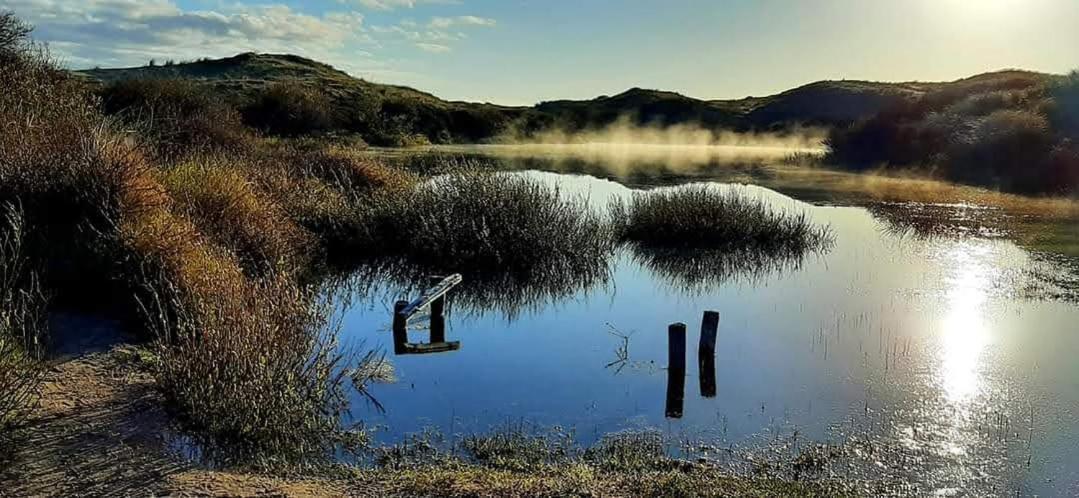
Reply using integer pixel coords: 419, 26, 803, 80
870, 201, 1009, 240
348, 256, 612, 319
938, 242, 995, 404
630, 244, 825, 294
665, 367, 685, 419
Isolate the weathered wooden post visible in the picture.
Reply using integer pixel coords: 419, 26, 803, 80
668, 322, 686, 371
699, 311, 719, 355
429, 275, 446, 318
699, 311, 718, 397
392, 300, 408, 355
430, 315, 446, 344
666, 322, 687, 418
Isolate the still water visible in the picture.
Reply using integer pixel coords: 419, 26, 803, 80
341, 149, 1079, 495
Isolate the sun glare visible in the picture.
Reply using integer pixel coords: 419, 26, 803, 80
937, 241, 996, 404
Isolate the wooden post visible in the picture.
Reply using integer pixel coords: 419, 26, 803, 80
699, 311, 719, 355
668, 322, 686, 371
429, 275, 446, 318
698, 311, 718, 398
666, 322, 686, 418
430, 314, 446, 344
392, 300, 408, 355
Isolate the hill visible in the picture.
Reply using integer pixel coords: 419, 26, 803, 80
78, 54, 1061, 148
81, 53, 527, 145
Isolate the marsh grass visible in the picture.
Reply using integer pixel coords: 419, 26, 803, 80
143, 275, 367, 467
611, 185, 834, 253
461, 425, 577, 471
355, 171, 615, 279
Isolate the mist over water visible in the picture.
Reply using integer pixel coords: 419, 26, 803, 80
486, 116, 827, 171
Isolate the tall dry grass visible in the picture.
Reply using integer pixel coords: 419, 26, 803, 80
0, 204, 47, 451
354, 171, 615, 277
143, 274, 364, 466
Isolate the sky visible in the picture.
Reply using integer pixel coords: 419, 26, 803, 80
7, 0, 1079, 105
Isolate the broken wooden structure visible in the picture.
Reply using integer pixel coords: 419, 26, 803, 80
392, 274, 463, 355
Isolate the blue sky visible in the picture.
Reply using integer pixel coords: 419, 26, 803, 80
8, 0, 1079, 105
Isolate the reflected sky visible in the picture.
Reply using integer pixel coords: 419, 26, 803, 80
336, 169, 1079, 495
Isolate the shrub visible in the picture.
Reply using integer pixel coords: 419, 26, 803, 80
610, 185, 833, 253
100, 79, 251, 158
243, 81, 335, 137
145, 275, 364, 466
946, 109, 1054, 192
1050, 71, 1079, 138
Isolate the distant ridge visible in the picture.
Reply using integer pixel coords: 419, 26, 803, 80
77, 53, 1057, 142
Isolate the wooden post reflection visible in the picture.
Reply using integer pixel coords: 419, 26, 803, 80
666, 322, 686, 418
392, 300, 408, 355
698, 311, 718, 398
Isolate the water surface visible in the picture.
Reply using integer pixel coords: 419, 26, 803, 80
341, 148, 1079, 495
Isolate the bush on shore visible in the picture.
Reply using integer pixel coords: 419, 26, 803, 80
0, 12, 385, 466
100, 78, 252, 158
145, 275, 364, 466
826, 71, 1079, 194
243, 81, 336, 137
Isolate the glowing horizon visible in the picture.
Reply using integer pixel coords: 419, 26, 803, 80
7, 0, 1079, 105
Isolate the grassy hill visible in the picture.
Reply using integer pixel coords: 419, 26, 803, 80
74, 52, 1022, 143
81, 53, 527, 145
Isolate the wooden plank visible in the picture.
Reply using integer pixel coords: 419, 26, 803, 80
399, 273, 463, 319
398, 341, 462, 355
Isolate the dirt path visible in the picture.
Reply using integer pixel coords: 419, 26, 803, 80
1, 345, 356, 497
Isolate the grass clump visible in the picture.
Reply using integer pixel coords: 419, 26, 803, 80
158, 158, 313, 276
611, 185, 834, 253
145, 275, 365, 467
361, 171, 614, 278
99, 78, 252, 158
461, 425, 577, 471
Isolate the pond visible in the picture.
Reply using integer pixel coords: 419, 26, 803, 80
340, 146, 1079, 496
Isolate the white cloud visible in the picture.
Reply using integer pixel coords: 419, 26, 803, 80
415, 42, 451, 53
351, 0, 460, 11
5, 0, 390, 74
370, 14, 493, 54
428, 15, 496, 29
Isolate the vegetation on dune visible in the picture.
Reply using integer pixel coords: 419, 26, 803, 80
827, 70, 1079, 194
0, 12, 393, 466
